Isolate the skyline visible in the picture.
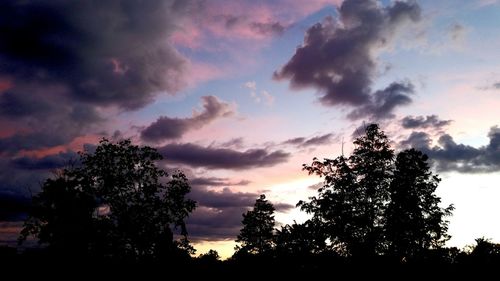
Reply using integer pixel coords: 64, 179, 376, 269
1, 0, 500, 258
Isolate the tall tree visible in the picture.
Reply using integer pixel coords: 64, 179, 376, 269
349, 124, 394, 255
19, 139, 196, 260
236, 194, 276, 255
385, 149, 453, 260
300, 124, 394, 256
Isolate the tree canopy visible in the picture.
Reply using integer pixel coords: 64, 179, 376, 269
236, 194, 276, 255
19, 139, 196, 260
299, 124, 453, 259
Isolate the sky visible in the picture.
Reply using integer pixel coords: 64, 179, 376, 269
0, 0, 499, 259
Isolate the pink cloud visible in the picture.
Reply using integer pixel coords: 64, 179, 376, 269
19, 135, 101, 158
187, 62, 228, 85
171, 0, 341, 49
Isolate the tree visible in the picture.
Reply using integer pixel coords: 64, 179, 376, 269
274, 220, 327, 256
300, 124, 453, 258
385, 149, 454, 261
235, 194, 275, 255
300, 124, 394, 257
198, 249, 221, 262
19, 139, 196, 260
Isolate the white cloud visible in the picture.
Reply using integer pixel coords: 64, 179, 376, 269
261, 90, 275, 106
243, 81, 257, 91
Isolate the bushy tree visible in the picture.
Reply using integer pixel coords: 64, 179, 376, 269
19, 139, 196, 260
235, 194, 275, 255
274, 220, 327, 256
385, 149, 454, 260
300, 124, 394, 256
301, 124, 453, 258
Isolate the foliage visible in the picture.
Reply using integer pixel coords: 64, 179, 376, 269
199, 249, 221, 262
300, 124, 394, 256
385, 149, 454, 260
236, 194, 275, 255
300, 124, 453, 258
19, 139, 196, 260
274, 220, 327, 256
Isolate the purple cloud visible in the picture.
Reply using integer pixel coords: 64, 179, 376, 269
274, 0, 421, 119
141, 96, 234, 142
159, 143, 290, 170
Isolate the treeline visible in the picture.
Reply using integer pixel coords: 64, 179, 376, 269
2, 124, 500, 273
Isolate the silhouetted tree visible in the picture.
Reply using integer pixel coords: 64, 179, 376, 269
466, 238, 500, 264
385, 149, 454, 261
235, 194, 275, 255
19, 139, 196, 260
300, 124, 394, 257
199, 249, 221, 262
274, 220, 327, 256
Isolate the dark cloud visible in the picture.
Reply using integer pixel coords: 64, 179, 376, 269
401, 126, 500, 173
218, 137, 245, 149
10, 151, 78, 170
187, 206, 243, 240
273, 0, 420, 119
0, 86, 102, 154
302, 133, 334, 147
187, 187, 293, 240
400, 131, 433, 149
401, 115, 452, 130
250, 21, 286, 36
0, 0, 197, 155
141, 96, 234, 142
283, 133, 335, 148
347, 81, 414, 120
190, 177, 251, 187
159, 143, 290, 170
493, 82, 500, 89
190, 187, 258, 209
0, 0, 194, 110
283, 137, 305, 146
217, 14, 286, 37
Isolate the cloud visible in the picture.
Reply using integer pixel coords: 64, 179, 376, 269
190, 177, 251, 187
493, 82, 500, 89
401, 115, 452, 130
401, 126, 500, 173
283, 133, 335, 148
159, 143, 290, 170
10, 151, 78, 170
273, 0, 421, 119
244, 81, 275, 106
243, 81, 257, 91
187, 206, 244, 240
250, 21, 286, 36
0, 0, 194, 110
0, 86, 102, 154
140, 96, 234, 142
400, 131, 433, 149
190, 187, 260, 209
187, 186, 293, 240
449, 23, 465, 42
0, 0, 198, 155
218, 137, 245, 149
347, 81, 414, 120
261, 90, 275, 106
